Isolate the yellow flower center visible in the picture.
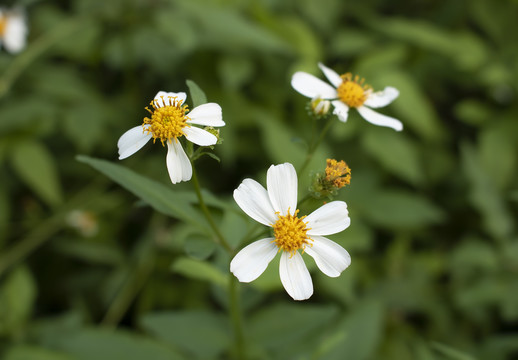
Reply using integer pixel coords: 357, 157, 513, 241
142, 96, 190, 146
0, 15, 7, 37
336, 73, 371, 108
272, 209, 312, 256
325, 159, 351, 189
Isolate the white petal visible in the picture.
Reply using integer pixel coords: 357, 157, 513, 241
166, 140, 192, 184
357, 106, 403, 131
267, 163, 298, 216
187, 103, 225, 127
318, 63, 343, 88
4, 14, 27, 54
183, 126, 217, 146
230, 238, 278, 283
306, 201, 350, 236
279, 252, 313, 301
305, 236, 351, 277
332, 100, 349, 123
153, 91, 187, 107
117, 125, 152, 160
233, 179, 277, 226
291, 72, 338, 99
364, 87, 399, 108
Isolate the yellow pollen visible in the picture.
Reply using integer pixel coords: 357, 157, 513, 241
142, 96, 190, 146
325, 159, 351, 189
336, 73, 371, 108
272, 209, 312, 256
0, 15, 6, 37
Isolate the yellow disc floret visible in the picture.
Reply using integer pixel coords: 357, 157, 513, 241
336, 73, 371, 108
325, 159, 351, 189
272, 209, 312, 256
0, 14, 6, 37
143, 96, 190, 146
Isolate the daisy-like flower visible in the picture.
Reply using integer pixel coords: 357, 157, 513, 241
0, 7, 27, 54
231, 163, 351, 301
291, 63, 403, 131
117, 91, 225, 184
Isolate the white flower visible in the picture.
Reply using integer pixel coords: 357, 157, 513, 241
117, 91, 225, 184
291, 63, 403, 131
231, 163, 351, 301
0, 8, 28, 54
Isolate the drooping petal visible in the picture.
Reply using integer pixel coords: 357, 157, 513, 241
357, 106, 403, 131
279, 251, 313, 301
332, 100, 349, 123
166, 140, 192, 184
267, 163, 298, 216
154, 91, 187, 107
306, 201, 350, 236
305, 236, 351, 277
117, 125, 152, 160
291, 72, 338, 99
183, 126, 217, 146
318, 63, 343, 88
364, 87, 399, 108
187, 103, 225, 127
234, 178, 277, 226
230, 238, 278, 283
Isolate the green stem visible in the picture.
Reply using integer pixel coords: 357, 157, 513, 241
298, 116, 334, 176
229, 275, 246, 360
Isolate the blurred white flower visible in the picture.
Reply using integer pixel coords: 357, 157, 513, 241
292, 63, 403, 131
118, 91, 225, 184
231, 163, 351, 301
0, 7, 28, 54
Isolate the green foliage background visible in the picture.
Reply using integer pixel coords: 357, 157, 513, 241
1, 0, 517, 359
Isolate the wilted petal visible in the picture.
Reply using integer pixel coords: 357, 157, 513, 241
364, 87, 399, 108
279, 251, 313, 301
117, 125, 152, 160
183, 126, 217, 146
357, 106, 403, 131
267, 163, 298, 216
305, 236, 351, 277
332, 100, 349, 123
318, 63, 342, 88
166, 140, 192, 184
230, 238, 278, 283
233, 179, 277, 226
306, 201, 350, 236
187, 103, 225, 127
291, 72, 338, 99
154, 91, 187, 107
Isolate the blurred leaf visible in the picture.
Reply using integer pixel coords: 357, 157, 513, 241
63, 101, 107, 152
220, 209, 250, 249
431, 342, 476, 360
140, 310, 230, 359
218, 56, 254, 90
183, 234, 216, 260
320, 300, 384, 360
4, 346, 74, 360
461, 142, 513, 239
363, 127, 424, 185
171, 257, 228, 287
52, 240, 125, 266
0, 266, 37, 335
11, 140, 63, 206
186, 79, 207, 108
52, 328, 184, 360
331, 30, 375, 56
77, 156, 208, 229
454, 99, 491, 126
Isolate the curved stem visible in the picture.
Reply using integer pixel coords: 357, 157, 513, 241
298, 117, 334, 176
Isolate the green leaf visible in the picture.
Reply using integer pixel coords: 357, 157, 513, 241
0, 266, 37, 335
52, 328, 185, 360
171, 257, 228, 286
77, 155, 208, 229
4, 346, 74, 360
11, 140, 63, 206
431, 342, 476, 360
140, 310, 230, 359
186, 79, 207, 108
183, 234, 216, 260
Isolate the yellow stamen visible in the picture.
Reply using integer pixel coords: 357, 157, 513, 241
336, 73, 371, 108
325, 159, 351, 189
0, 14, 7, 37
272, 209, 312, 256
142, 96, 190, 146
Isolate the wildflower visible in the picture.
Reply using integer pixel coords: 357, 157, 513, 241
291, 63, 403, 131
307, 96, 331, 120
117, 91, 225, 184
310, 159, 351, 199
0, 7, 27, 54
231, 163, 351, 300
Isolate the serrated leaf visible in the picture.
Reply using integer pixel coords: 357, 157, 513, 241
11, 140, 63, 206
186, 79, 207, 108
